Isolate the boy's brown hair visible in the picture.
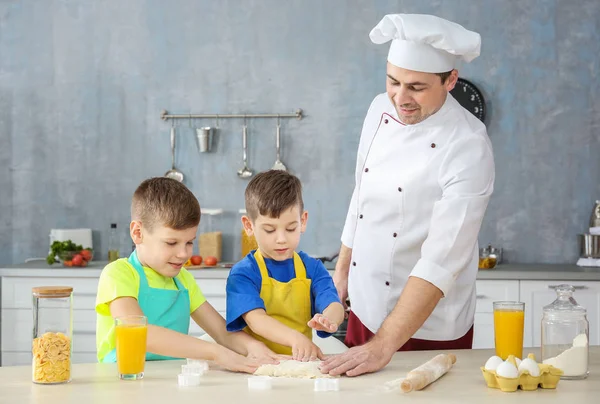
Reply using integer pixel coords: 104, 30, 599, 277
131, 177, 201, 230
245, 170, 304, 221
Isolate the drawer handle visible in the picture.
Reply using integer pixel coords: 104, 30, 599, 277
74, 293, 97, 297
73, 330, 95, 335
476, 294, 487, 299
547, 285, 587, 290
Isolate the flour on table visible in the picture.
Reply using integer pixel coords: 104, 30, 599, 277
254, 360, 334, 379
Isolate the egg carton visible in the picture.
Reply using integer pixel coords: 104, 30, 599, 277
481, 354, 563, 392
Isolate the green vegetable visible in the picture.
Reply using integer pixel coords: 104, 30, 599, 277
46, 240, 85, 265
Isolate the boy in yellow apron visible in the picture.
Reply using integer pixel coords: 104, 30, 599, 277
226, 170, 345, 361
95, 177, 277, 372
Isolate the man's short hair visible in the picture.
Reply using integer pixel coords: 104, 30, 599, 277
435, 71, 453, 84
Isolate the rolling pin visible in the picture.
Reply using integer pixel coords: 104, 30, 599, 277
400, 353, 457, 393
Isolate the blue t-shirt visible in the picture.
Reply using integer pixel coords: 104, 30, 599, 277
226, 250, 341, 338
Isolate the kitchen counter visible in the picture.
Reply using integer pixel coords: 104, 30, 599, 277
1, 348, 598, 403
2, 261, 600, 280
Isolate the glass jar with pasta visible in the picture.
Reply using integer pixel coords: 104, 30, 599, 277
31, 286, 73, 384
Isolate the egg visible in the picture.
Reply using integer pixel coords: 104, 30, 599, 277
496, 361, 519, 378
518, 358, 540, 377
515, 357, 522, 368
484, 355, 504, 371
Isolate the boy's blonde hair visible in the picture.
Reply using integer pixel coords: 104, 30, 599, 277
245, 170, 304, 221
131, 177, 200, 230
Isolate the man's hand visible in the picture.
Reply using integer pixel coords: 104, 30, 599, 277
245, 341, 280, 365
333, 268, 349, 313
319, 339, 394, 377
308, 313, 338, 333
292, 333, 324, 362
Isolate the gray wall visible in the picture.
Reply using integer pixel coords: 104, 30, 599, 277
1, 0, 599, 265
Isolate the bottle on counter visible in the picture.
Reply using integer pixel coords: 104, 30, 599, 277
108, 223, 120, 262
541, 284, 589, 379
32, 286, 73, 384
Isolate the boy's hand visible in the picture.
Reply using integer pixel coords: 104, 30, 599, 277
214, 346, 261, 374
308, 313, 338, 333
292, 333, 324, 362
246, 341, 280, 365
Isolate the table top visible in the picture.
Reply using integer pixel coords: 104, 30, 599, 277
1, 348, 598, 404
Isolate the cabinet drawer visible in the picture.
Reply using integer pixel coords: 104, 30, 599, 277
196, 279, 226, 297
473, 313, 494, 349
204, 296, 226, 312
2, 309, 96, 352
1, 277, 98, 310
475, 280, 520, 313
520, 280, 600, 348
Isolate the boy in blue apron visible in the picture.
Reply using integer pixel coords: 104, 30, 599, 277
226, 170, 345, 361
96, 177, 277, 372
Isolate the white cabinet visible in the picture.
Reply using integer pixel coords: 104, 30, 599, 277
2, 269, 599, 366
473, 280, 520, 349
519, 280, 600, 348
1, 276, 100, 366
0, 275, 226, 366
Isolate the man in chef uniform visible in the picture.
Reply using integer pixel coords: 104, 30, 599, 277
321, 14, 495, 377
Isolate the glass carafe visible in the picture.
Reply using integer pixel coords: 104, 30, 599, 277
541, 284, 589, 379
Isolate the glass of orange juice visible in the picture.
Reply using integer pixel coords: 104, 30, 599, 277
115, 315, 148, 380
493, 301, 525, 360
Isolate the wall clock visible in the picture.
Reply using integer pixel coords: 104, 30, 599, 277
450, 78, 486, 123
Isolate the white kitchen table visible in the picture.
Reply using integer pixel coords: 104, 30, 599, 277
0, 348, 598, 403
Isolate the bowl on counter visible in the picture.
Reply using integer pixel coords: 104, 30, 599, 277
479, 245, 502, 269
58, 249, 93, 267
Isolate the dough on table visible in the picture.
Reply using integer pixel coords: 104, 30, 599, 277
254, 360, 334, 379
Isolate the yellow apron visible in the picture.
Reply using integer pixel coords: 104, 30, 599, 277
246, 250, 312, 354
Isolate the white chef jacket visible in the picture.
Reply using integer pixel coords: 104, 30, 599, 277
341, 92, 494, 341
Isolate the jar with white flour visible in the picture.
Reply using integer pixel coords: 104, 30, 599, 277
541, 284, 589, 379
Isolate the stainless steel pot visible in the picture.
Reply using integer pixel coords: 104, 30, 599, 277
578, 234, 600, 258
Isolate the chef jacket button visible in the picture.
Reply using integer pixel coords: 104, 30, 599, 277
359, 214, 363, 219
352, 262, 356, 266
393, 232, 397, 237
431, 143, 436, 148
385, 281, 390, 286
384, 119, 389, 124
364, 168, 369, 172
398, 187, 402, 192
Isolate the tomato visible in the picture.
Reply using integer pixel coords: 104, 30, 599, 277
204, 256, 218, 266
63, 260, 73, 267
190, 255, 203, 265
72, 254, 83, 266
80, 260, 88, 267
80, 250, 92, 261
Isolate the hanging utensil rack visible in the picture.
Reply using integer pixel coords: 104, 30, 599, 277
160, 109, 303, 121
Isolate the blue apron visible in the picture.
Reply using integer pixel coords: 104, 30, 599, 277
102, 251, 191, 362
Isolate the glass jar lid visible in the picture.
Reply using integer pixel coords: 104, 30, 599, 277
543, 284, 586, 315
32, 286, 73, 298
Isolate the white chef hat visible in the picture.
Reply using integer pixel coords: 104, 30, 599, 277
369, 14, 481, 73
